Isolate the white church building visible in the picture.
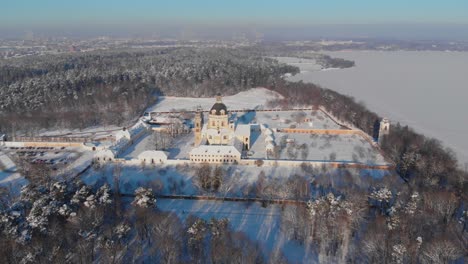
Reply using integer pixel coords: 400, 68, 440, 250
190, 95, 252, 164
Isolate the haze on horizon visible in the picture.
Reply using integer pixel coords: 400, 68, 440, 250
2, 0, 468, 40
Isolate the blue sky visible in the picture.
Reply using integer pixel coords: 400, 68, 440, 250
3, 0, 468, 26
1, 0, 467, 39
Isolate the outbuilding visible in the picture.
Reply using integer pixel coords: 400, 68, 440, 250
137, 150, 168, 164
94, 149, 116, 162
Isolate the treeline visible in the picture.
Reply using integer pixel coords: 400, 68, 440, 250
0, 47, 298, 134
267, 79, 379, 135
241, 44, 356, 68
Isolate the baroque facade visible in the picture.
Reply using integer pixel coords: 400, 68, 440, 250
190, 95, 251, 163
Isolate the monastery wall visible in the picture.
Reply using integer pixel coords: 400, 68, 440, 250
97, 157, 392, 170
2, 141, 86, 148
239, 159, 394, 170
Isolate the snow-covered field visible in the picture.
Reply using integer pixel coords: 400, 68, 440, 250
278, 51, 468, 165
81, 164, 388, 199
254, 110, 341, 130
146, 87, 283, 112
250, 132, 387, 164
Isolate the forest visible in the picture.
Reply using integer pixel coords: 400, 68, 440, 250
0, 47, 297, 134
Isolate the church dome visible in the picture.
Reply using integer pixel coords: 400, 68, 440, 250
210, 94, 228, 115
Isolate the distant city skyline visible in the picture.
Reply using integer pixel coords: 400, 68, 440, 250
2, 0, 468, 40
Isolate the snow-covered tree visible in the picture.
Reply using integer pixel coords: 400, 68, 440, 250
96, 184, 113, 205
391, 244, 407, 264
368, 187, 394, 215
71, 185, 91, 205
209, 218, 229, 238
404, 191, 420, 215
83, 195, 97, 209
132, 187, 156, 208
187, 218, 207, 246
306, 193, 353, 218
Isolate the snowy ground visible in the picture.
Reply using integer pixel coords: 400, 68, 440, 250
167, 133, 195, 159
119, 132, 195, 160
157, 199, 313, 263
119, 133, 155, 159
250, 132, 387, 164
32, 125, 122, 142
81, 164, 389, 198
0, 149, 27, 194
278, 51, 468, 166
81, 163, 390, 262
0, 145, 93, 193
253, 110, 341, 130
146, 87, 283, 112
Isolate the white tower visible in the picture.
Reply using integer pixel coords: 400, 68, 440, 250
378, 118, 390, 144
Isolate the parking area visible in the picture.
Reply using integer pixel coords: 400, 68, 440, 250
1, 145, 82, 171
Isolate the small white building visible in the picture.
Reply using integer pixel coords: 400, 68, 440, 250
189, 145, 241, 164
264, 128, 273, 136
94, 149, 116, 162
138, 150, 168, 164
115, 129, 131, 142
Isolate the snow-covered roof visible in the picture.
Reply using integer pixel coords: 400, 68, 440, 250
190, 145, 241, 156
128, 120, 148, 137
266, 143, 275, 151
205, 128, 233, 137
137, 150, 168, 161
264, 128, 273, 135
235, 124, 251, 137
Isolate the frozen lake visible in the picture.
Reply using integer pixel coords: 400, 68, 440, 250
279, 51, 468, 166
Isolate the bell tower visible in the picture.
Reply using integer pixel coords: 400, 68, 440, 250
194, 106, 203, 145
378, 118, 390, 144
